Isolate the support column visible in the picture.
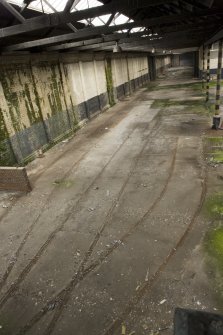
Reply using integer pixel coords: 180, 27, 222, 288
202, 45, 206, 89
213, 39, 223, 129
194, 51, 199, 78
215, 39, 223, 113
206, 44, 211, 102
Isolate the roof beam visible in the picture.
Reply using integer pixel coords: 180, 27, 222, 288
0, 0, 178, 39
76, 35, 160, 51
106, 13, 115, 26
1, 22, 138, 51
43, 0, 78, 32
47, 31, 146, 51
2, 8, 220, 51
0, 0, 26, 23
92, 28, 213, 51
46, 21, 218, 52
64, 0, 81, 13
204, 27, 223, 46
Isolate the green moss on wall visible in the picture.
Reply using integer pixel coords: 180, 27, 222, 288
0, 65, 46, 134
23, 83, 42, 124
0, 109, 15, 165
58, 62, 78, 127
0, 61, 79, 166
105, 60, 115, 106
0, 69, 22, 132
0, 108, 8, 142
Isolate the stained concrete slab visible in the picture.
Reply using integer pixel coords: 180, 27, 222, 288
0, 67, 222, 335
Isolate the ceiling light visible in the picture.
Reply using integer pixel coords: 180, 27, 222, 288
113, 42, 122, 53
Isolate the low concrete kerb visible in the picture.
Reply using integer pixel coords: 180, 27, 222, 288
0, 166, 32, 192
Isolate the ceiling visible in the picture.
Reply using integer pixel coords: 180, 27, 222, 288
0, 0, 223, 54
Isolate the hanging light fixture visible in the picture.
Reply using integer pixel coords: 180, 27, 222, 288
152, 47, 155, 53
113, 42, 122, 53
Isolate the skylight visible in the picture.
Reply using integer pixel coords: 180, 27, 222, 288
7, 0, 135, 29
7, 0, 102, 14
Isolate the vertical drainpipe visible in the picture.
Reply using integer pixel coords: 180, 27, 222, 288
206, 44, 211, 102
202, 45, 206, 89
213, 39, 223, 129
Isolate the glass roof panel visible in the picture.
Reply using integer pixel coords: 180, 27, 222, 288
7, 0, 102, 13
7, 0, 136, 28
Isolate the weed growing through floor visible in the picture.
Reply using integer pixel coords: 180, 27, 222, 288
205, 226, 223, 271
204, 193, 223, 218
204, 193, 223, 303
207, 137, 223, 144
205, 137, 223, 165
208, 80, 223, 88
204, 223, 223, 304
211, 151, 223, 163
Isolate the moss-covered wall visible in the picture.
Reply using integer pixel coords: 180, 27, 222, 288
105, 59, 115, 106
0, 52, 150, 166
0, 59, 78, 165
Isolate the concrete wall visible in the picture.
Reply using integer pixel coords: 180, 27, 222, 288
179, 52, 194, 67
199, 43, 223, 79
155, 55, 171, 75
112, 55, 149, 99
0, 52, 150, 166
0, 54, 78, 166
172, 55, 180, 67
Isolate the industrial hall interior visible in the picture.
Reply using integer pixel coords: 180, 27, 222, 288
1, 0, 223, 334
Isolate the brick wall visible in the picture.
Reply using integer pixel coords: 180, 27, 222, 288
0, 167, 32, 192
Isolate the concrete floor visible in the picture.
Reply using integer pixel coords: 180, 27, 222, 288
0, 67, 222, 335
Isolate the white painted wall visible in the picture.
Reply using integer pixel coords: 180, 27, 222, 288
94, 60, 107, 95
111, 55, 148, 87
199, 43, 223, 71
65, 62, 85, 104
